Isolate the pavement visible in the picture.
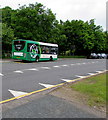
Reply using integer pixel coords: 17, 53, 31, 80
2, 88, 106, 118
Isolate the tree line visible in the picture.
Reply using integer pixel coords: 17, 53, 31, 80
1, 2, 108, 57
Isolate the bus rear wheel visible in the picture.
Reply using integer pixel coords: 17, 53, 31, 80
36, 56, 39, 62
50, 56, 53, 61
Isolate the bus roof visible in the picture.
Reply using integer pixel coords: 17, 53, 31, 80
38, 42, 58, 47
13, 39, 58, 47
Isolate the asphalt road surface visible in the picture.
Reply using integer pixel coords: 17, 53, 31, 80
2, 58, 106, 101
1, 58, 106, 118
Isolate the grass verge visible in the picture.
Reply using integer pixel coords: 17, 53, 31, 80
70, 73, 106, 108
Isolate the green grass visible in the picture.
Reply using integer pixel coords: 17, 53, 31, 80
58, 55, 86, 58
70, 73, 106, 107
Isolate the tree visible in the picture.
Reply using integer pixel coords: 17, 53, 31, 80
2, 6, 13, 26
11, 3, 57, 43
1, 4, 106, 56
2, 23, 14, 52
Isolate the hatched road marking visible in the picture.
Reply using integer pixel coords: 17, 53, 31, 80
61, 79, 76, 82
39, 83, 55, 88
8, 89, 28, 98
96, 71, 103, 73
75, 75, 86, 78
88, 73, 95, 75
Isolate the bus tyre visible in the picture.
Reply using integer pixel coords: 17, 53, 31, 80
36, 56, 39, 62
50, 56, 53, 61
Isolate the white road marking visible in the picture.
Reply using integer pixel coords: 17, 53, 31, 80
75, 75, 85, 78
27, 68, 38, 71
14, 71, 23, 73
8, 89, 28, 98
76, 63, 81, 65
61, 65, 68, 67
39, 83, 54, 88
82, 63, 86, 64
53, 65, 60, 67
96, 71, 103, 73
88, 73, 95, 75
61, 79, 76, 82
0, 73, 4, 76
71, 64, 74, 66
40, 67, 51, 69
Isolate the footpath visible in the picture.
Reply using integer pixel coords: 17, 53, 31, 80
2, 84, 106, 119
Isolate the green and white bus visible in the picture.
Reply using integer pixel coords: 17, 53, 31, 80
12, 39, 58, 62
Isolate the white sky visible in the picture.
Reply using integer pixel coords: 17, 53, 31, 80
0, 0, 107, 31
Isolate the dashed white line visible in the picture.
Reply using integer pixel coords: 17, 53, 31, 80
27, 68, 39, 71
0, 73, 4, 76
14, 71, 23, 73
76, 63, 81, 65
53, 66, 60, 68
40, 67, 51, 69
61, 65, 68, 67
70, 64, 75, 66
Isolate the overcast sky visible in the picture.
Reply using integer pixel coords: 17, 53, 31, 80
0, 0, 107, 31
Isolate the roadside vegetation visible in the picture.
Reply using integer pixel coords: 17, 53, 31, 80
1, 2, 107, 58
70, 73, 107, 108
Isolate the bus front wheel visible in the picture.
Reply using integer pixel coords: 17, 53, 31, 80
36, 56, 39, 62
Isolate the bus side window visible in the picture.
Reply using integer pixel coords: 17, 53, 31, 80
45, 46, 50, 54
40, 45, 50, 54
50, 47, 58, 54
40, 45, 45, 54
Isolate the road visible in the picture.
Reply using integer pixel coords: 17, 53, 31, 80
2, 58, 106, 101
1, 58, 106, 118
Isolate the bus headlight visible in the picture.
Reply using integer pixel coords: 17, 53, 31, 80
24, 53, 26, 58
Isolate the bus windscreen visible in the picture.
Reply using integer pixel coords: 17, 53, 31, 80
14, 41, 26, 51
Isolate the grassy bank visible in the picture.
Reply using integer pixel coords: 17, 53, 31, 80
70, 73, 106, 107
